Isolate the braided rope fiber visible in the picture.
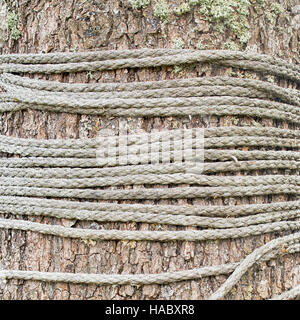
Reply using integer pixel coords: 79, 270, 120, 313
1, 242, 299, 287
1, 184, 299, 200
0, 50, 298, 83
209, 232, 300, 300
1, 126, 300, 149
0, 49, 299, 300
1, 135, 300, 158
2, 202, 300, 228
1, 159, 300, 178
1, 196, 300, 217
1, 218, 300, 242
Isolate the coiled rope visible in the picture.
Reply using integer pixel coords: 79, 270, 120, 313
0, 49, 299, 300
0, 75, 299, 117
0, 50, 298, 82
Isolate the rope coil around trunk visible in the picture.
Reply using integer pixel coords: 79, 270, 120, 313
0, 50, 298, 82
1, 241, 299, 286
1, 136, 300, 157
0, 49, 299, 300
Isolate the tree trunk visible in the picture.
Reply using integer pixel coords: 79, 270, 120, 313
0, 0, 299, 300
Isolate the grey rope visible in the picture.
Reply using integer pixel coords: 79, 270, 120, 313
0, 264, 239, 286
1, 103, 299, 126
1, 93, 299, 117
0, 50, 298, 74
0, 184, 298, 200
0, 50, 298, 82
205, 149, 300, 162
209, 232, 300, 300
270, 285, 300, 300
1, 242, 298, 286
1, 160, 300, 178
1, 203, 300, 229
0, 83, 275, 101
1, 76, 299, 106
0, 49, 299, 298
2, 126, 300, 150
2, 73, 299, 99
1, 196, 300, 217
1, 135, 300, 158
0, 218, 299, 242
2, 175, 300, 189
0, 50, 299, 118
0, 49, 200, 64
0, 92, 280, 109
2, 150, 300, 169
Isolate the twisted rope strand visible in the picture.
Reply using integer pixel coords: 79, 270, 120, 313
2, 150, 300, 170
270, 285, 300, 300
0, 51, 298, 82
0, 184, 298, 200
2, 175, 300, 189
0, 218, 299, 241
1, 242, 298, 286
0, 91, 275, 109
209, 232, 300, 300
0, 50, 298, 73
0, 263, 239, 286
0, 49, 197, 64
1, 135, 300, 157
2, 73, 299, 99
2, 159, 300, 178
1, 196, 300, 217
2, 126, 300, 150
2, 76, 298, 106
1, 203, 299, 228
204, 149, 300, 162
2, 100, 299, 121
1, 83, 276, 102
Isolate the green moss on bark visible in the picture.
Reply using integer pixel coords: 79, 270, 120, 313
6, 10, 21, 40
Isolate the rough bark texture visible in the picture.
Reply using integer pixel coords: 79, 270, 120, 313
0, 0, 299, 300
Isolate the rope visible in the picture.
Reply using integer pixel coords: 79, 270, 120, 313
0, 50, 298, 74
2, 203, 300, 228
1, 196, 300, 217
0, 49, 199, 64
0, 184, 298, 200
270, 285, 300, 300
209, 232, 300, 300
0, 218, 300, 242
2, 175, 300, 189
0, 50, 298, 82
2, 151, 300, 169
2, 73, 299, 99
1, 136, 300, 158
0, 49, 299, 299
2, 102, 300, 123
0, 50, 299, 117
2, 126, 300, 149
0, 83, 274, 101
1, 91, 299, 117
1, 76, 299, 106
1, 160, 299, 178
0, 264, 239, 286
1, 242, 299, 286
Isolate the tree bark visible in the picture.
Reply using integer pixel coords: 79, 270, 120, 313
0, 0, 299, 300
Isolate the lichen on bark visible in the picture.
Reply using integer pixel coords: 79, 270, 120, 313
6, 10, 21, 40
